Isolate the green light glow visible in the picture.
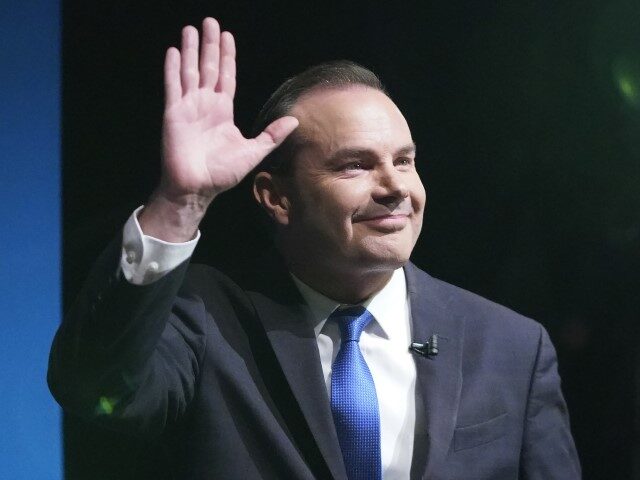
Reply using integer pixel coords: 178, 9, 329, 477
96, 396, 115, 415
613, 55, 640, 107
617, 76, 638, 102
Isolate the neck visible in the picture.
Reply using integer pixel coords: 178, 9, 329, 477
285, 258, 396, 304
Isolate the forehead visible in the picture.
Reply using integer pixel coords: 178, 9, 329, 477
290, 86, 412, 154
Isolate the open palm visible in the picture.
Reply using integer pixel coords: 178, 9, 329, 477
161, 18, 298, 201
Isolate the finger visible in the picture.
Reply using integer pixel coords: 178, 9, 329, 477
180, 25, 199, 93
199, 17, 220, 89
254, 116, 300, 151
164, 47, 182, 106
216, 31, 236, 98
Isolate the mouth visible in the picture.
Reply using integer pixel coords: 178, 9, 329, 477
355, 214, 410, 231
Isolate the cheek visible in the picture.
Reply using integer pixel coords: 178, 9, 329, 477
296, 189, 355, 240
311, 184, 364, 217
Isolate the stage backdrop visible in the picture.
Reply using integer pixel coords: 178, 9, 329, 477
62, 1, 639, 479
0, 0, 62, 479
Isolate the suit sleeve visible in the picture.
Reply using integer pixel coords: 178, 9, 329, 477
519, 325, 582, 479
47, 233, 207, 438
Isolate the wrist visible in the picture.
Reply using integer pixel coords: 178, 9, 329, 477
138, 190, 212, 242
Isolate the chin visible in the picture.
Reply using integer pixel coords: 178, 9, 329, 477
353, 246, 412, 272
354, 235, 414, 267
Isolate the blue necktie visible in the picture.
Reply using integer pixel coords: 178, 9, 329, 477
330, 306, 382, 480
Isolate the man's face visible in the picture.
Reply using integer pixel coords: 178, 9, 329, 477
279, 86, 426, 276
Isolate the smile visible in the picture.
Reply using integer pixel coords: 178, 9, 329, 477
356, 214, 410, 230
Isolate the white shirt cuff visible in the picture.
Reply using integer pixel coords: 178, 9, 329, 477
120, 205, 200, 285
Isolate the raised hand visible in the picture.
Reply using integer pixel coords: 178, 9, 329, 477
140, 18, 298, 241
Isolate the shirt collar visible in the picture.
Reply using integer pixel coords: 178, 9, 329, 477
291, 268, 408, 340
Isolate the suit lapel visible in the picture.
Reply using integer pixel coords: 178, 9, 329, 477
244, 254, 347, 480
405, 263, 465, 479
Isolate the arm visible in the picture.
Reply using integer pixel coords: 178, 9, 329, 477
48, 235, 198, 437
48, 18, 297, 436
519, 326, 582, 479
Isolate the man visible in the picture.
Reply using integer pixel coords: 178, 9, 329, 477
49, 17, 581, 479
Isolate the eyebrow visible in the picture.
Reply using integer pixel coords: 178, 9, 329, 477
327, 142, 417, 164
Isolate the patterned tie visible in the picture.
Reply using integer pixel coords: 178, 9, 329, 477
330, 306, 382, 480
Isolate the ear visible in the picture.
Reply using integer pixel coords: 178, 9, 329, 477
253, 172, 291, 226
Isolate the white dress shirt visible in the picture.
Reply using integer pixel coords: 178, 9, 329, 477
121, 207, 417, 479
292, 272, 417, 479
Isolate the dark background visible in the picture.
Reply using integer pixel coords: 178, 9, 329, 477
63, 0, 639, 478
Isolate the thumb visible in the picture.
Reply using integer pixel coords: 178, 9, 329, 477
253, 116, 299, 152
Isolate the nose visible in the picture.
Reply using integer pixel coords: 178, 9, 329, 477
374, 163, 409, 203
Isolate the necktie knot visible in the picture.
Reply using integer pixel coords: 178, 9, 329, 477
330, 305, 373, 343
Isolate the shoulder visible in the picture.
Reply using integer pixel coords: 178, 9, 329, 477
405, 262, 544, 346
177, 256, 297, 315
168, 263, 250, 320
182, 262, 236, 291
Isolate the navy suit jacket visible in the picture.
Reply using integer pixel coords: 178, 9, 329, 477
48, 237, 581, 479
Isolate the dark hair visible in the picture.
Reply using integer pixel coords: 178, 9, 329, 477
252, 60, 387, 175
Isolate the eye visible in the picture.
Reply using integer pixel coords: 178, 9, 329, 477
395, 157, 414, 167
339, 160, 370, 172
344, 162, 364, 170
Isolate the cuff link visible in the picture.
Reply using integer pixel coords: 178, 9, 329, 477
125, 250, 137, 264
